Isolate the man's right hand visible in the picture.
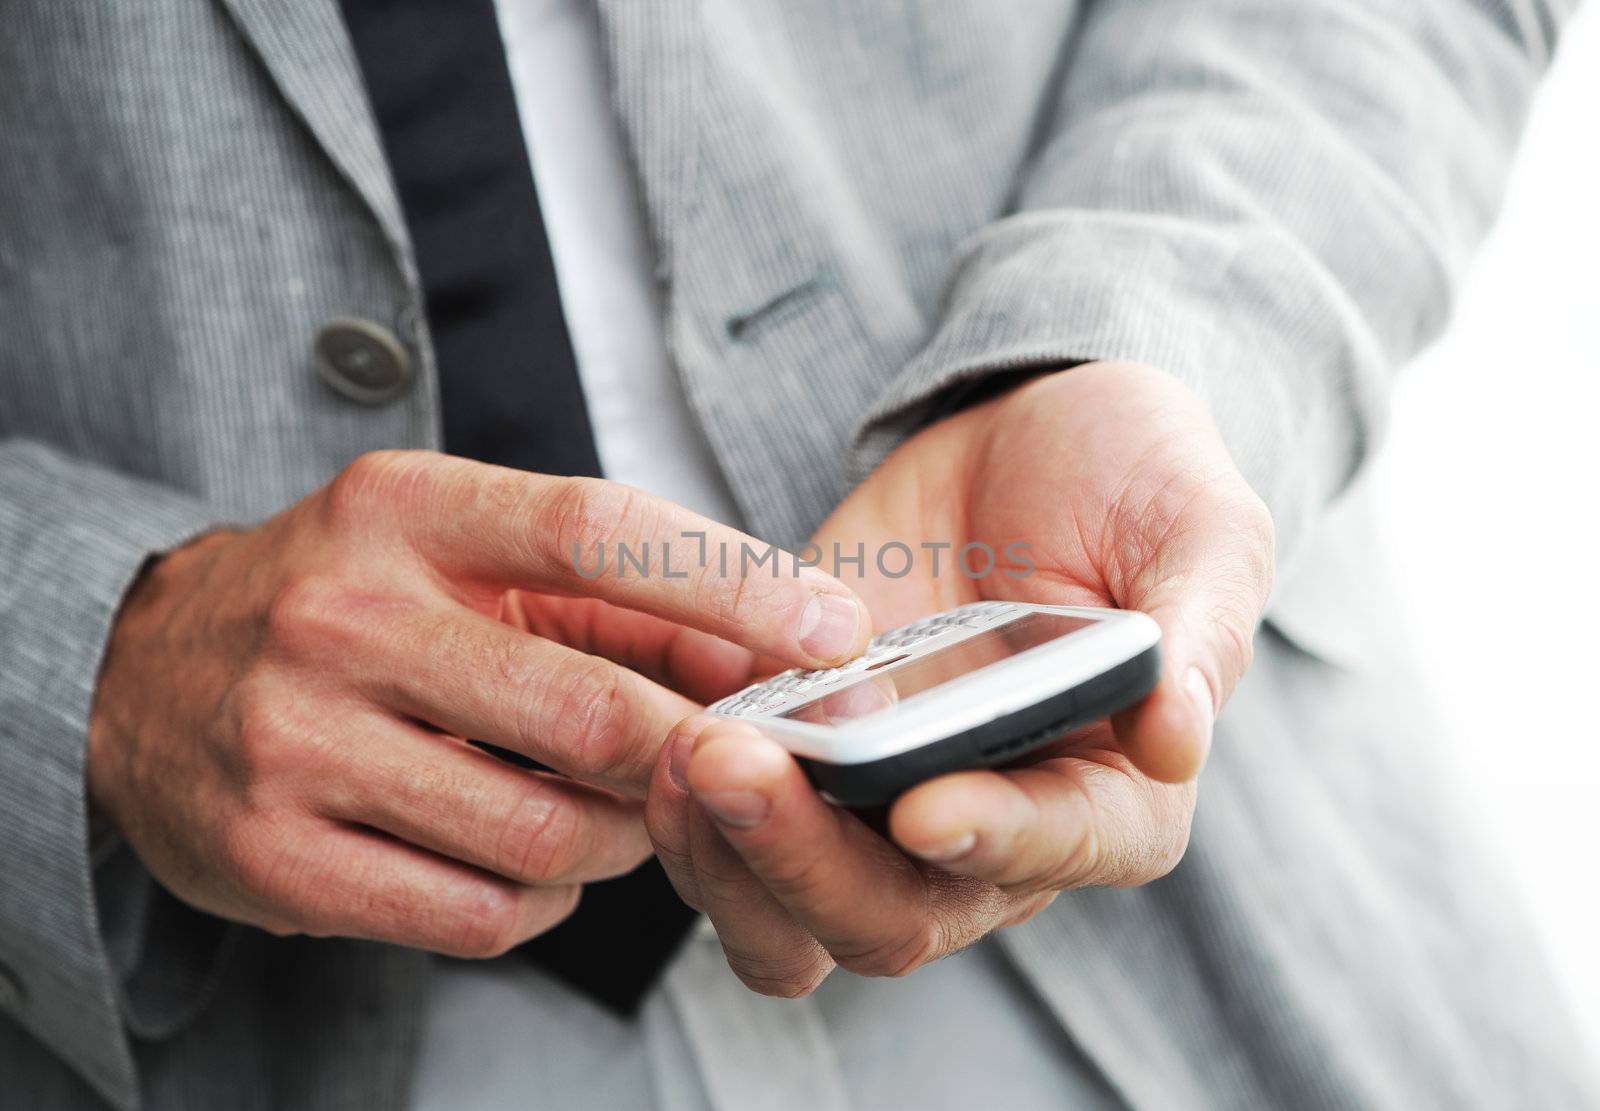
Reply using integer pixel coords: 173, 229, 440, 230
87, 451, 869, 958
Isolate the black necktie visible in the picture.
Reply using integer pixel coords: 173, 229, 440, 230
338, 0, 699, 1016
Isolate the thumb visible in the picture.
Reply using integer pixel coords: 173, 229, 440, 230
1112, 499, 1276, 783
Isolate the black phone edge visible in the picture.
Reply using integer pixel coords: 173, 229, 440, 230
796, 643, 1162, 809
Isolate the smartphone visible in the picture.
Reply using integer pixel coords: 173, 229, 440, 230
707, 601, 1161, 807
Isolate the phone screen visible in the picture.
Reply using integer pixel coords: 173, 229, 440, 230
778, 611, 1097, 726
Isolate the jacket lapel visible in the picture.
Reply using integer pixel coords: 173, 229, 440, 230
214, 0, 409, 262
591, 0, 704, 288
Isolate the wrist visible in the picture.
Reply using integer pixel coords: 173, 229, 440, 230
86, 528, 239, 826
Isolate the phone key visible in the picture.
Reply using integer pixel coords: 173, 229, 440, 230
954, 602, 1011, 626
878, 622, 930, 646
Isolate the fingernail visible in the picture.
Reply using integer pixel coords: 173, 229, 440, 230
797, 593, 864, 662
912, 830, 977, 864
667, 734, 693, 792
695, 790, 771, 830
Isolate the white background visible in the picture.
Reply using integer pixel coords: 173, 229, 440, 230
1373, 5, 1600, 1049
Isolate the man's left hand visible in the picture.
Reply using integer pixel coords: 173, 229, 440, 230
644, 362, 1275, 995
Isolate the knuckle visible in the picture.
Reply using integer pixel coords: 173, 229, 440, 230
495, 786, 579, 883
326, 450, 433, 522
390, 759, 465, 817
727, 947, 833, 999
1051, 825, 1103, 890
224, 681, 299, 786
1048, 781, 1120, 889
1043, 803, 1107, 890
543, 477, 651, 562
548, 658, 643, 781
262, 576, 381, 659
448, 885, 527, 959
263, 576, 339, 645
1080, 782, 1195, 890
692, 554, 765, 631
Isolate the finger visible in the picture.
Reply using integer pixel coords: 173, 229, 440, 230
645, 716, 714, 910
646, 717, 833, 996
353, 454, 871, 668
687, 795, 837, 996
685, 721, 1001, 977
259, 822, 580, 958
1108, 659, 1215, 785
504, 593, 756, 705
317, 719, 650, 885
353, 604, 696, 794
887, 752, 1195, 891
1116, 490, 1275, 783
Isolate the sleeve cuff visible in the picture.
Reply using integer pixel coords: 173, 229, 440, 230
0, 440, 223, 1109
850, 210, 1387, 568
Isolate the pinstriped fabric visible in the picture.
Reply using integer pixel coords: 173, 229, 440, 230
0, 448, 218, 1107
2, 0, 1593, 1107
0, 4, 438, 521
595, 0, 706, 283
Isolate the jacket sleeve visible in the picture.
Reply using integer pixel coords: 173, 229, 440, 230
0, 439, 226, 1110
853, 0, 1574, 566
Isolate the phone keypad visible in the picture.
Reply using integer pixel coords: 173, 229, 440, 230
708, 601, 1018, 717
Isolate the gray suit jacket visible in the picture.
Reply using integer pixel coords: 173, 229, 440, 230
1, 1, 1592, 1107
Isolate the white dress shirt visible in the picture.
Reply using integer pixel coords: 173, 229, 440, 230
414, 2, 1108, 1107
489, 0, 738, 525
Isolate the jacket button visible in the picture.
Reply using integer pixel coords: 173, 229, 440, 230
0, 959, 24, 1013
314, 317, 414, 405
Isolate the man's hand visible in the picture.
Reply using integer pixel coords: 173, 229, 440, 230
645, 363, 1274, 994
88, 451, 870, 957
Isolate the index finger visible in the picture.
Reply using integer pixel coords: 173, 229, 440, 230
363, 454, 871, 669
